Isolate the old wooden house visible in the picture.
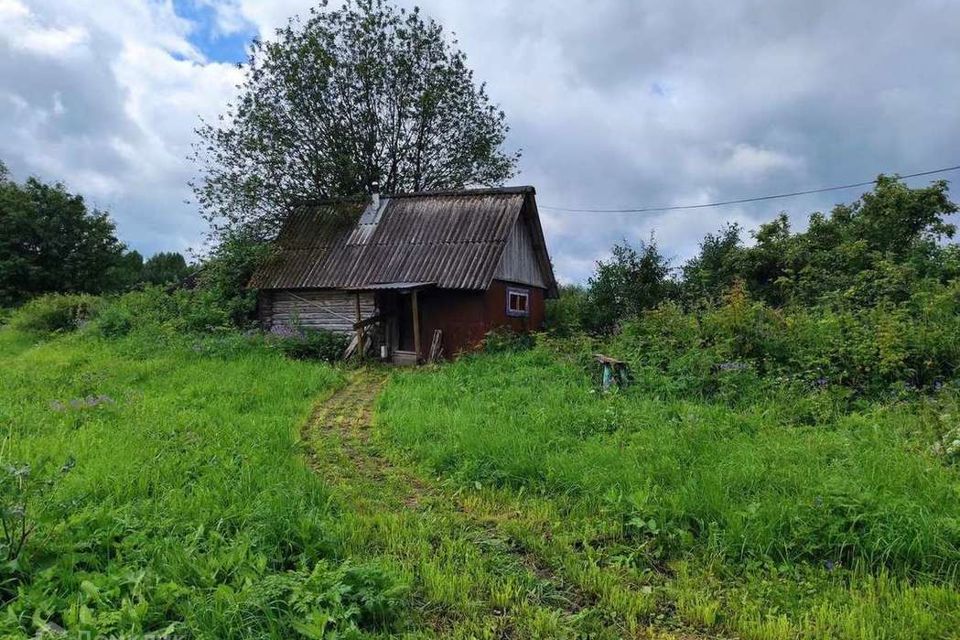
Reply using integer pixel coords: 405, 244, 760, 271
250, 186, 558, 364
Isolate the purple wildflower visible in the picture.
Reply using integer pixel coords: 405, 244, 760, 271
270, 323, 303, 339
718, 362, 749, 372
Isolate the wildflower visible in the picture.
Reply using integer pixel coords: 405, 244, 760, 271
718, 362, 749, 372
270, 323, 303, 339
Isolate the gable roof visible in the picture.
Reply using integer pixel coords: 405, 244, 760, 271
250, 186, 558, 297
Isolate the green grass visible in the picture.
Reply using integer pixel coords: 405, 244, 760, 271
0, 329, 666, 639
0, 329, 344, 637
6, 323, 960, 638
377, 346, 960, 639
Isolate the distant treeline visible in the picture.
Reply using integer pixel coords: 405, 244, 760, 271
0, 160, 191, 307
548, 176, 960, 396
551, 175, 958, 333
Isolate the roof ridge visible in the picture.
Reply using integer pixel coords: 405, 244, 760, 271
386, 185, 535, 198
293, 196, 367, 207
292, 186, 534, 207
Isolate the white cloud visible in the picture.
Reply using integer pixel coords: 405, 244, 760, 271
0, 0, 28, 17
715, 144, 805, 182
11, 23, 88, 57
2, 0, 959, 281
198, 0, 252, 36
0, 0, 89, 57
0, 0, 243, 255
225, 0, 313, 36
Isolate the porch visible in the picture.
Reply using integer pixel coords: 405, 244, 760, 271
348, 282, 437, 365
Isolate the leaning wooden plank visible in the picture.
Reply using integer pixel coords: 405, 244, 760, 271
362, 334, 375, 356
428, 329, 443, 363
342, 334, 359, 360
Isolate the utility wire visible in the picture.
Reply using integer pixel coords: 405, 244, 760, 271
538, 164, 960, 214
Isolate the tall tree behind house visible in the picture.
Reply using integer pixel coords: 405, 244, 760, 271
192, 0, 519, 242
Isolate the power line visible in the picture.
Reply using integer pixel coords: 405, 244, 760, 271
538, 164, 960, 214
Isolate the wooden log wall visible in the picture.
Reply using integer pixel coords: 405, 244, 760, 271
266, 290, 376, 333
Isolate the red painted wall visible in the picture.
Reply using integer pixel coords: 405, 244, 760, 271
483, 280, 546, 333
416, 280, 546, 359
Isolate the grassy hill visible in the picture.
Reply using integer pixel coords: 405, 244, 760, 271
2, 315, 960, 637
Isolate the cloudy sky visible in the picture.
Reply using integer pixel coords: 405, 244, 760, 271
2, 0, 958, 282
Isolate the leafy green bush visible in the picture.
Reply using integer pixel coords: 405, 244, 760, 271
94, 303, 134, 338
274, 327, 349, 362
483, 326, 535, 353
91, 284, 258, 338
8, 293, 100, 335
84, 236, 272, 338
545, 284, 589, 336
585, 238, 673, 333
279, 560, 407, 636
608, 279, 960, 399
192, 233, 274, 329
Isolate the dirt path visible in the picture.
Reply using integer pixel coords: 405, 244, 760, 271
302, 370, 715, 639
304, 370, 432, 508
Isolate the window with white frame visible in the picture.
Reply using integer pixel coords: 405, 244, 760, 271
506, 288, 529, 317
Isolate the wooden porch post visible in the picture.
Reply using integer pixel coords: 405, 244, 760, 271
412, 289, 421, 362
355, 293, 363, 357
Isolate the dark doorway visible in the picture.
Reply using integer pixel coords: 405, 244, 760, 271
397, 293, 415, 351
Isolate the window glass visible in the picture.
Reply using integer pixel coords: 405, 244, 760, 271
507, 289, 529, 317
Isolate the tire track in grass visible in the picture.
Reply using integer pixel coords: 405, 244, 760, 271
302, 369, 715, 639
303, 370, 602, 637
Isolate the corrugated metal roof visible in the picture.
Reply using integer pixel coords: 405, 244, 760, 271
250, 186, 557, 294
351, 281, 435, 291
